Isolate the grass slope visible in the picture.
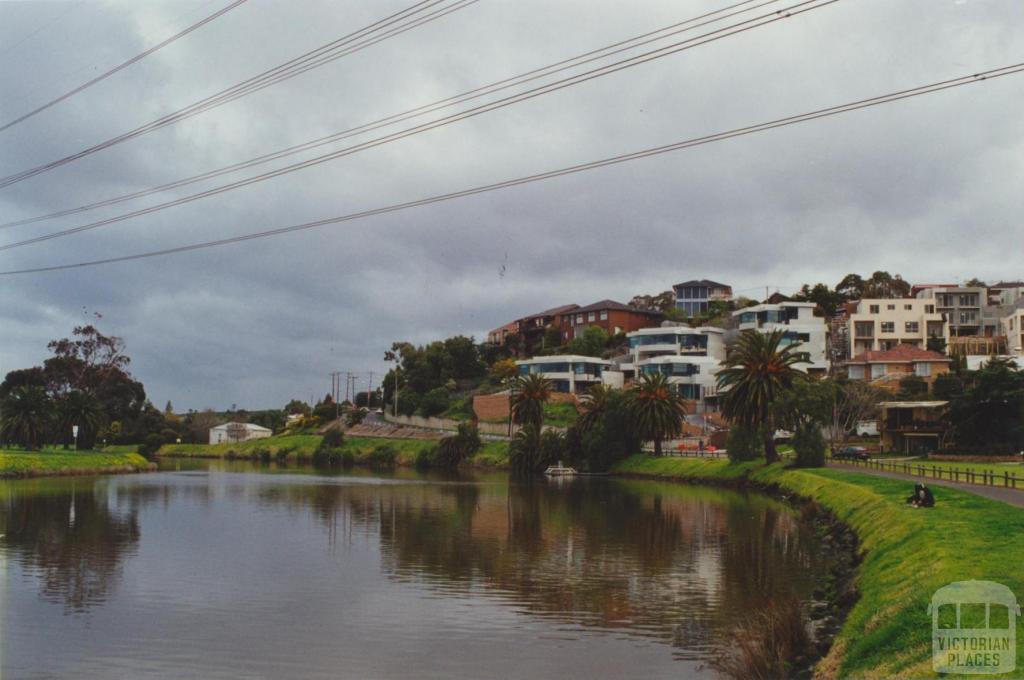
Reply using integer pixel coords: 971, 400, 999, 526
0, 448, 152, 477
614, 455, 1024, 679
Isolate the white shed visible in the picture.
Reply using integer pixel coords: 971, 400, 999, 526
209, 422, 273, 445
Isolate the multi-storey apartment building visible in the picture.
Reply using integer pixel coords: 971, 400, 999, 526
487, 304, 580, 355
515, 355, 610, 394
847, 298, 948, 356
1002, 303, 1024, 357
672, 279, 732, 316
845, 344, 952, 390
915, 286, 1001, 338
558, 300, 662, 341
733, 301, 830, 375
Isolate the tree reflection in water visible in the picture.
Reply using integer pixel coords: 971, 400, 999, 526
0, 480, 140, 612
255, 474, 827, 654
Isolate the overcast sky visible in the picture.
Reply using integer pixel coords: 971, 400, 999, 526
0, 0, 1021, 411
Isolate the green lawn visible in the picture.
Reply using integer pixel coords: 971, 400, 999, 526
158, 433, 511, 468
614, 455, 1024, 678
0, 448, 152, 477
158, 434, 322, 459
844, 457, 1024, 486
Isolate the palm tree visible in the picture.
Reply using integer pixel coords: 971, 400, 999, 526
1, 385, 52, 450
577, 383, 615, 433
509, 422, 542, 475
56, 390, 106, 449
510, 373, 551, 428
716, 329, 808, 464
628, 372, 688, 456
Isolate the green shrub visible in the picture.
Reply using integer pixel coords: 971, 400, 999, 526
415, 446, 439, 469
139, 433, 165, 457
341, 450, 355, 468
368, 444, 397, 468
251, 446, 271, 462
346, 409, 365, 427
397, 391, 421, 417
791, 424, 826, 468
727, 426, 763, 463
275, 445, 295, 462
321, 429, 344, 448
418, 387, 451, 417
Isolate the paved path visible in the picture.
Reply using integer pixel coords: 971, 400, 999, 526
828, 462, 1024, 508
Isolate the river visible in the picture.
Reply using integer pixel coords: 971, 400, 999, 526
0, 461, 832, 679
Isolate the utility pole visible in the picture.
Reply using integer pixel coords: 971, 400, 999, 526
329, 371, 343, 420
366, 371, 374, 409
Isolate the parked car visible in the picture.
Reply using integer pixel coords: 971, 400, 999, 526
833, 446, 870, 461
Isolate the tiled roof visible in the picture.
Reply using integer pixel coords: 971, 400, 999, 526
527, 303, 579, 319
574, 299, 662, 315
993, 281, 1024, 288
673, 279, 730, 290
847, 343, 951, 364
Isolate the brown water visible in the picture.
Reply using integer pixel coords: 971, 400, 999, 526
0, 461, 830, 679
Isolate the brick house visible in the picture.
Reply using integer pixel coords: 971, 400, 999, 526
487, 303, 580, 355
558, 299, 663, 342
844, 344, 952, 390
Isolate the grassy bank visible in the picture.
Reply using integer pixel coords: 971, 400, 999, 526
613, 455, 1024, 679
158, 433, 511, 468
0, 448, 153, 478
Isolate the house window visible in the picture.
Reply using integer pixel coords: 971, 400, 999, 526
905, 321, 919, 333
925, 304, 935, 314
871, 364, 886, 379
881, 322, 895, 333
575, 314, 583, 324
905, 304, 913, 310
915, 362, 932, 377
848, 365, 865, 379
588, 312, 596, 322
887, 304, 896, 310
599, 311, 608, 321
869, 305, 880, 314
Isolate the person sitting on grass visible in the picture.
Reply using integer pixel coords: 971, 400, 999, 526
906, 483, 935, 508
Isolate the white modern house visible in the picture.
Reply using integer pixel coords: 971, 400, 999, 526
209, 422, 273, 445
847, 298, 948, 356
634, 355, 723, 402
515, 355, 611, 394
606, 325, 729, 406
625, 325, 727, 363
1002, 304, 1024, 357
733, 301, 831, 375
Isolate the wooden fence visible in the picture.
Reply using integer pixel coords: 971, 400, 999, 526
830, 456, 1024, 489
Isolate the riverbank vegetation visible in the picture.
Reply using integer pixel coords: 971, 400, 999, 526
614, 455, 1024, 678
0, 448, 151, 477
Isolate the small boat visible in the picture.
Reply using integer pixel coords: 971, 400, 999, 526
544, 461, 578, 476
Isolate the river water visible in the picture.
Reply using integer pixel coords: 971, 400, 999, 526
0, 461, 830, 679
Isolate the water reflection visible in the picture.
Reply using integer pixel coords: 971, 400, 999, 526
0, 480, 140, 612
0, 466, 830, 677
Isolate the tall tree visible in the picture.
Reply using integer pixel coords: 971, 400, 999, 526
1, 385, 52, 450
510, 374, 551, 428
628, 373, 688, 457
950, 358, 1024, 454
717, 330, 807, 463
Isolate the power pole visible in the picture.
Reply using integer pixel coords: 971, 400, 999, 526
366, 371, 374, 409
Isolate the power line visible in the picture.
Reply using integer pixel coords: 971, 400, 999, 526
0, 0, 252, 133
0, 0, 477, 190
0, 0, 835, 252
0, 0, 779, 231
2, 63, 1018, 276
